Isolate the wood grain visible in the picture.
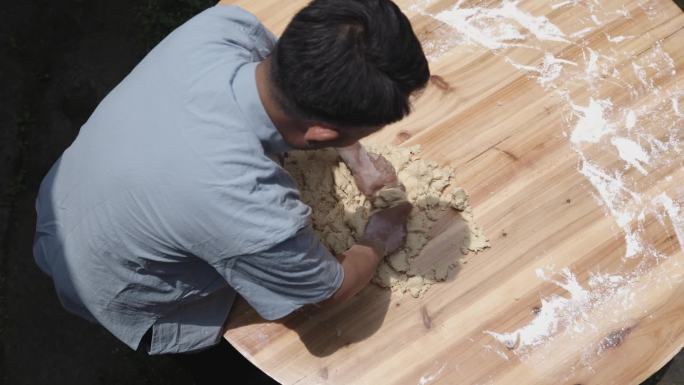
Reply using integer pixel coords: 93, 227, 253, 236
222, 1, 684, 384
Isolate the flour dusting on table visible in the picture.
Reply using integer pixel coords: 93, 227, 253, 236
408, 0, 684, 375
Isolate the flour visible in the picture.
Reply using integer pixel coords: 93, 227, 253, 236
625, 110, 637, 129
586, 48, 600, 78
486, 268, 590, 351
506, 53, 577, 87
610, 137, 651, 175
605, 34, 633, 43
674, 96, 683, 117
570, 27, 593, 39
430, 0, 567, 51
417, 363, 446, 385
410, 0, 573, 59
284, 145, 489, 297
410, 0, 683, 372
652, 193, 684, 251
433, 8, 525, 51
577, 156, 643, 241
551, 0, 581, 10
569, 99, 615, 144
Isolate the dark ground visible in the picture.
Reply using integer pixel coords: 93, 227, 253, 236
0, 0, 276, 384
0, 0, 682, 384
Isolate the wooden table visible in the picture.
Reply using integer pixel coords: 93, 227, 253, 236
223, 1, 684, 384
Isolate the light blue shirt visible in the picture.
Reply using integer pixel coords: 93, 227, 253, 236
33, 5, 344, 355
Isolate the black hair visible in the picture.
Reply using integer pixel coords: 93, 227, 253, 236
271, 0, 430, 128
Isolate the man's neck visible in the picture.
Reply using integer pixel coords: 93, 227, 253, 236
255, 59, 302, 143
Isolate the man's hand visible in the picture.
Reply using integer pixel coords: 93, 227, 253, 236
360, 202, 413, 256
321, 201, 413, 307
337, 142, 399, 197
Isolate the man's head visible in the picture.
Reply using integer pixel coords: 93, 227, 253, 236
269, 0, 430, 149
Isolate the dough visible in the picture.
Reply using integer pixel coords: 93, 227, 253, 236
372, 186, 408, 209
284, 145, 489, 297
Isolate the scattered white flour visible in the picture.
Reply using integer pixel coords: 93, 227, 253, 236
610, 137, 651, 175
577, 156, 646, 255
418, 363, 447, 385
483, 344, 510, 361
625, 110, 637, 129
506, 52, 577, 87
485, 259, 683, 369
586, 48, 600, 78
411, 0, 569, 58
571, 27, 594, 39
605, 34, 634, 43
284, 145, 490, 298
633, 62, 656, 93
433, 5, 527, 50
616, 5, 632, 18
652, 193, 684, 251
435, 0, 569, 49
674, 96, 683, 117
410, 0, 683, 375
551, 0, 582, 10
485, 268, 590, 351
569, 99, 615, 144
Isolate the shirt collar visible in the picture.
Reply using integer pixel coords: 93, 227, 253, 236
233, 61, 290, 154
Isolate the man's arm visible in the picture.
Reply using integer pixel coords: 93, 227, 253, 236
321, 202, 412, 306
324, 244, 382, 304
319, 143, 408, 306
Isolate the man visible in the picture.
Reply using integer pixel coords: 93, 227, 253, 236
33, 0, 429, 358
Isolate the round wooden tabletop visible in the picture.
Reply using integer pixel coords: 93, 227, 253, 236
223, 1, 684, 384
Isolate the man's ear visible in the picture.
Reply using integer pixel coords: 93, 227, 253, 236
303, 125, 340, 142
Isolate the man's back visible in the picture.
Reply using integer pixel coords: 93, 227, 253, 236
33, 5, 342, 354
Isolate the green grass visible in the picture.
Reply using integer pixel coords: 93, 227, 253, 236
2, 112, 32, 200
136, 0, 216, 49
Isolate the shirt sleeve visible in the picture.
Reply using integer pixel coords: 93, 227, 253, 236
249, 14, 277, 60
191, 5, 277, 58
162, 5, 277, 64
210, 226, 344, 320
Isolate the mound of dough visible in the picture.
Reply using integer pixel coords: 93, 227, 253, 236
284, 145, 489, 297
